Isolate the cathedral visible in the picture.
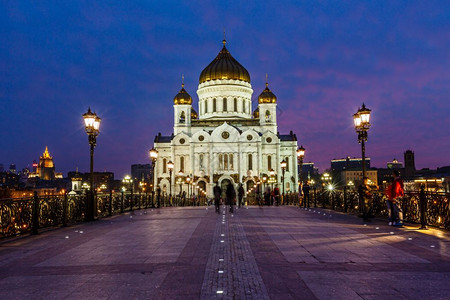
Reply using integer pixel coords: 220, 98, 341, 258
153, 39, 300, 198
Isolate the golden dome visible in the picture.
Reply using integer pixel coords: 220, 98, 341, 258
191, 108, 198, 120
258, 81, 277, 104
199, 40, 250, 84
173, 82, 192, 105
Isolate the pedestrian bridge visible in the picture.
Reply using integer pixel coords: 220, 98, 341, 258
0, 205, 449, 299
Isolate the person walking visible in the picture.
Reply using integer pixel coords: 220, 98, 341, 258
238, 184, 244, 208
213, 183, 222, 214
274, 185, 280, 206
226, 183, 236, 213
302, 181, 310, 208
386, 170, 404, 226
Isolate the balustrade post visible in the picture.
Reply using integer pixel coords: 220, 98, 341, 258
62, 192, 68, 227
121, 191, 124, 213
419, 185, 428, 229
31, 192, 39, 235
109, 190, 113, 216
344, 186, 348, 213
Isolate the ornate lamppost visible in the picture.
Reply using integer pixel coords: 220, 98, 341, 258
297, 145, 306, 206
149, 147, 158, 208
82, 108, 101, 221
167, 160, 174, 204
123, 175, 133, 211
353, 103, 372, 218
178, 170, 184, 194
280, 160, 287, 204
269, 168, 275, 190
186, 175, 191, 198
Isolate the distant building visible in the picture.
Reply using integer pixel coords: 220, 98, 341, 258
387, 158, 403, 169
331, 157, 370, 172
28, 147, 62, 180
0, 164, 4, 172
341, 169, 378, 187
9, 164, 16, 174
131, 164, 152, 182
67, 171, 114, 191
404, 150, 416, 179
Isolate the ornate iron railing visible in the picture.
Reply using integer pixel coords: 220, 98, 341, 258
305, 187, 449, 230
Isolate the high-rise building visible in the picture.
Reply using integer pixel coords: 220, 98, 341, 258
28, 146, 62, 180
331, 157, 370, 173
404, 150, 416, 179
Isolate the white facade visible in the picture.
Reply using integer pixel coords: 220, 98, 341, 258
153, 41, 300, 197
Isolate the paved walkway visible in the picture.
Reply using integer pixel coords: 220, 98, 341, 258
0, 206, 449, 299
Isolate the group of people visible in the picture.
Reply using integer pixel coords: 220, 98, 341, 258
213, 183, 245, 214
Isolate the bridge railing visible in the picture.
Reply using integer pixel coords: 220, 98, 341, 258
304, 188, 449, 230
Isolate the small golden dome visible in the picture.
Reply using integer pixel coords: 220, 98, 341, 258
258, 81, 277, 104
253, 107, 259, 119
199, 40, 250, 84
191, 108, 198, 120
174, 82, 192, 105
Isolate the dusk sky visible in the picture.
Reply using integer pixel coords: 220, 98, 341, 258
1, 1, 449, 179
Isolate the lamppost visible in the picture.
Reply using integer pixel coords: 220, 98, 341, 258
269, 168, 275, 190
262, 176, 267, 191
82, 108, 101, 221
280, 160, 287, 204
296, 146, 306, 207
167, 160, 174, 204
178, 170, 184, 194
353, 103, 372, 218
123, 175, 133, 211
186, 175, 191, 198
149, 147, 158, 208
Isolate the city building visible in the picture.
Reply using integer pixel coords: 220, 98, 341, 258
131, 164, 152, 182
28, 147, 63, 180
387, 158, 403, 169
404, 149, 416, 179
67, 171, 114, 191
9, 164, 16, 174
341, 169, 378, 187
153, 39, 300, 197
331, 157, 370, 173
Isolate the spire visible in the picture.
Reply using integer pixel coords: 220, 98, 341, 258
222, 29, 226, 46
181, 74, 185, 88
265, 73, 268, 88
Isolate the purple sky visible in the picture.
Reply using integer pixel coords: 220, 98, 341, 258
1, 1, 449, 178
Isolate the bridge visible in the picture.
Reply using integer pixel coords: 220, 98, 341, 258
1, 204, 449, 299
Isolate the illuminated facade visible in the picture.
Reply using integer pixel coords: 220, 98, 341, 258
153, 39, 300, 197
29, 146, 62, 180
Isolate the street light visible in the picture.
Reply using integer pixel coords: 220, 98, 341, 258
186, 175, 191, 198
353, 103, 372, 218
269, 168, 275, 190
280, 160, 287, 204
82, 107, 101, 221
167, 160, 174, 201
149, 147, 158, 208
297, 145, 306, 185
123, 175, 133, 211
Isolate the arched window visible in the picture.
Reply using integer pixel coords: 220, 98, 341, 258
229, 154, 234, 170
265, 110, 271, 122
268, 155, 272, 170
285, 157, 290, 172
286, 182, 290, 191
224, 154, 228, 170
180, 156, 185, 172
204, 100, 208, 114
219, 154, 223, 170
213, 98, 217, 112
234, 98, 237, 112
223, 98, 227, 111
248, 154, 253, 170
163, 158, 167, 173
242, 100, 245, 113
179, 111, 185, 123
